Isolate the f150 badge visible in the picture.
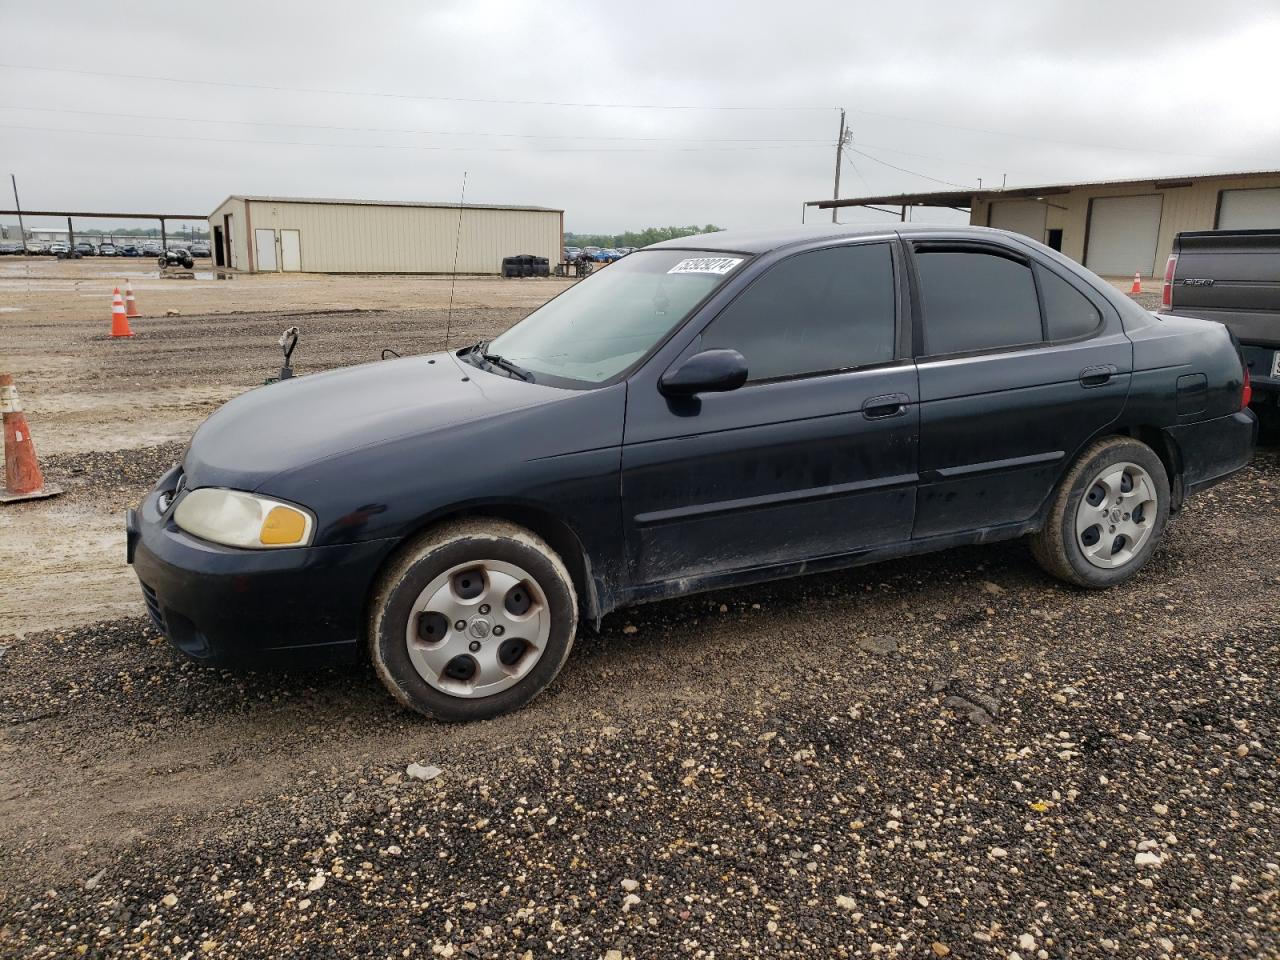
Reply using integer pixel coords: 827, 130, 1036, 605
1181, 278, 1215, 286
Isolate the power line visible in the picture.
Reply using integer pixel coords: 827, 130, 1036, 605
848, 106, 1242, 161
0, 64, 1253, 161
0, 63, 835, 112
846, 146, 968, 189
0, 122, 827, 154
0, 103, 828, 144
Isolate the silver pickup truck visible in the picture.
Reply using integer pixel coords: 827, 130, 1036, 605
1161, 229, 1279, 434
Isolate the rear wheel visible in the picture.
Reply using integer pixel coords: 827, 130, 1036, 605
1030, 437, 1170, 588
369, 519, 578, 721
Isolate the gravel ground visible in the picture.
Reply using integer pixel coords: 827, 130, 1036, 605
2, 449, 1277, 958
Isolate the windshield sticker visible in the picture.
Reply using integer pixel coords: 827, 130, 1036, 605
667, 257, 743, 276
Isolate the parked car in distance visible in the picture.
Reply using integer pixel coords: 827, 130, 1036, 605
141, 240, 163, 255
48, 242, 70, 257
73, 241, 96, 257
128, 224, 1256, 722
582, 246, 602, 259
158, 247, 195, 269
98, 243, 118, 257
117, 244, 142, 257
1160, 229, 1278, 435
189, 241, 210, 258
0, 241, 23, 255
563, 246, 581, 261
591, 248, 620, 263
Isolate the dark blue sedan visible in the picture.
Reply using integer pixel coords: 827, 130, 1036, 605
129, 225, 1256, 721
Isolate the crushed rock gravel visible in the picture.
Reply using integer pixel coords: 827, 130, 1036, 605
1, 450, 1276, 958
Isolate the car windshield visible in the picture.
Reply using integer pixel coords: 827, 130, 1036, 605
483, 249, 747, 385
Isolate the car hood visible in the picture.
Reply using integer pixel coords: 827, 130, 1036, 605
183, 352, 569, 491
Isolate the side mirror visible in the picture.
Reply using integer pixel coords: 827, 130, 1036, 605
659, 348, 748, 397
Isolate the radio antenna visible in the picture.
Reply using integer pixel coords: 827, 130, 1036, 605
443, 170, 468, 352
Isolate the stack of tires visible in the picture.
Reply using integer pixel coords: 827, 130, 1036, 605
501, 255, 551, 278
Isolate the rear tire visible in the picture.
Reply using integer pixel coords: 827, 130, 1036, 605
1030, 437, 1170, 588
369, 519, 578, 721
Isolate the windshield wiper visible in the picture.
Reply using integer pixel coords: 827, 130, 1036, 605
471, 341, 533, 382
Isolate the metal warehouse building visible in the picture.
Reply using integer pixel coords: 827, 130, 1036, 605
810, 169, 1280, 277
208, 195, 563, 274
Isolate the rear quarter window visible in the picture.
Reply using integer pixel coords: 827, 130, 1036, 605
1037, 265, 1101, 340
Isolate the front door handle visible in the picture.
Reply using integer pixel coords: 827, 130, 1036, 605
863, 393, 910, 420
1079, 364, 1118, 387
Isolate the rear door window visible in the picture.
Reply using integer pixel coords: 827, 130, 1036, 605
702, 242, 896, 381
915, 248, 1042, 355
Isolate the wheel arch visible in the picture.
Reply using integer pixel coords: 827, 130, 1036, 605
366, 501, 604, 634
1100, 424, 1185, 510
1033, 423, 1185, 532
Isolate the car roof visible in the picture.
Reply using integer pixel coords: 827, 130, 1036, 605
645, 223, 1014, 255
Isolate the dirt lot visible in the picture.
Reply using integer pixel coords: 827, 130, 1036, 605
1, 260, 1277, 958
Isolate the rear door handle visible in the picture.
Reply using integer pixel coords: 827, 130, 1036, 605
1079, 364, 1118, 387
862, 393, 910, 420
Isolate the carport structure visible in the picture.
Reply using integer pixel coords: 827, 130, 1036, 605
0, 208, 207, 251
807, 168, 1280, 277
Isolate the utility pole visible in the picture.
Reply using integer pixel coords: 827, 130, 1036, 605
832, 108, 849, 224
10, 174, 27, 247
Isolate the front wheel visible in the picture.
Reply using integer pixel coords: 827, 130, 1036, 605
1030, 437, 1170, 588
369, 519, 578, 721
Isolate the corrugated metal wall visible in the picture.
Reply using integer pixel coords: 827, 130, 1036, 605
234, 201, 561, 274
971, 175, 1280, 276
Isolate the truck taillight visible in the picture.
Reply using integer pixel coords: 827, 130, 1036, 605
1161, 254, 1177, 308
1242, 363, 1252, 409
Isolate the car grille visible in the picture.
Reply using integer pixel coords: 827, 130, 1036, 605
140, 582, 165, 630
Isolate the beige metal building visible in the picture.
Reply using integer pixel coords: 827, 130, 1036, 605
810, 170, 1280, 277
208, 195, 563, 274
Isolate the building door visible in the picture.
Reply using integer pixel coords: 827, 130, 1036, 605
1084, 194, 1163, 277
280, 230, 302, 272
255, 228, 278, 272
212, 225, 225, 267
224, 214, 235, 268
1217, 187, 1280, 229
989, 200, 1047, 243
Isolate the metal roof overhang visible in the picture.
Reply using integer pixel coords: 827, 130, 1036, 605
809, 168, 1280, 212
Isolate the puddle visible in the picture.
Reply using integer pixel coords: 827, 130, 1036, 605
149, 270, 236, 281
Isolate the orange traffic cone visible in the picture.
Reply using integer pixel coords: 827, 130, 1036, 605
1, 374, 62, 503
1130, 271, 1142, 295
110, 287, 134, 338
125, 281, 140, 319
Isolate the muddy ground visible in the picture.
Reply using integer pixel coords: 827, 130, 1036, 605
0, 263, 1276, 958
0, 259, 572, 640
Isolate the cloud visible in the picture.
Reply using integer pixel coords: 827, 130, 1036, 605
2, 0, 1277, 233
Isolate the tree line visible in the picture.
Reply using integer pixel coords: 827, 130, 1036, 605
565, 224, 724, 249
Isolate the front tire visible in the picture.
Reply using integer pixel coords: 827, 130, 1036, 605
369, 519, 578, 721
1030, 437, 1170, 588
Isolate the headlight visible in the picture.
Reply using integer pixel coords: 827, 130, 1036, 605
173, 488, 315, 549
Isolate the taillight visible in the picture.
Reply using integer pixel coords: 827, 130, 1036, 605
1161, 254, 1177, 309
1242, 363, 1252, 409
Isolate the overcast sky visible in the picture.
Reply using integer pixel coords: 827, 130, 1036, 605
3, 0, 1279, 235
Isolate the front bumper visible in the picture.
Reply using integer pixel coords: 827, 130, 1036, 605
126, 479, 396, 666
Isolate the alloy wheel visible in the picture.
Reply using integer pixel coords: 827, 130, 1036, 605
1074, 461, 1158, 569
404, 559, 550, 698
